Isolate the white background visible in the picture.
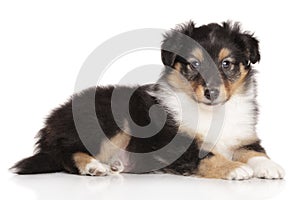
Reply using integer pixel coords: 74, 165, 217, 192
1, 0, 299, 199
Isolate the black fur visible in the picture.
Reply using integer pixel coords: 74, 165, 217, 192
11, 152, 62, 174
162, 21, 260, 69
12, 85, 206, 174
12, 21, 262, 176
241, 141, 266, 153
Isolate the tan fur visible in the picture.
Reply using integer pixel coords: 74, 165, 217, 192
218, 84, 228, 102
218, 48, 231, 61
233, 149, 268, 163
174, 62, 182, 71
227, 63, 249, 96
73, 152, 93, 172
167, 62, 205, 102
191, 48, 204, 62
197, 152, 244, 179
168, 63, 184, 81
192, 83, 204, 102
96, 131, 131, 163
167, 63, 194, 94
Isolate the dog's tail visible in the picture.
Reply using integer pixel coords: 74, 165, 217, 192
10, 152, 62, 174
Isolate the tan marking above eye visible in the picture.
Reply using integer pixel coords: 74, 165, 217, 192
191, 48, 204, 62
224, 63, 250, 96
218, 48, 231, 62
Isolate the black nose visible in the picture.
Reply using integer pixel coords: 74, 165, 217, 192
204, 88, 220, 101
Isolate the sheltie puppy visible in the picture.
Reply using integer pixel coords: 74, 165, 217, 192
12, 21, 284, 180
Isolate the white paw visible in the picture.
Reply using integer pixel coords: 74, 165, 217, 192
109, 159, 124, 174
83, 159, 110, 176
226, 165, 254, 180
247, 157, 285, 179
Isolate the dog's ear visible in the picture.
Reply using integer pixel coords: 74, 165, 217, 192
240, 33, 261, 64
161, 21, 195, 67
161, 49, 176, 67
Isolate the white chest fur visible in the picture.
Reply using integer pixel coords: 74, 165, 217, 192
151, 83, 257, 159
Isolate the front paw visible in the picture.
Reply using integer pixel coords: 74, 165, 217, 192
247, 157, 285, 179
226, 164, 254, 180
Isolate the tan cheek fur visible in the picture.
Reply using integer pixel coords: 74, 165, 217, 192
192, 83, 204, 102
167, 62, 206, 102
225, 63, 249, 97
167, 63, 185, 88
218, 48, 250, 98
166, 63, 195, 94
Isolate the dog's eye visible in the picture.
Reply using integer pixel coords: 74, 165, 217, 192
221, 60, 231, 70
191, 61, 201, 67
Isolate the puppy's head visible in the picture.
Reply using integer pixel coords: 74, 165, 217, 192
161, 21, 260, 105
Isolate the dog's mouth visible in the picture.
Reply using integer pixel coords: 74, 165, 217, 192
193, 95, 229, 106
192, 93, 229, 106
202, 100, 228, 106
203, 102, 224, 106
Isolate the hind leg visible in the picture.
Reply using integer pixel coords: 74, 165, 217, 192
72, 152, 124, 176
108, 158, 124, 174
72, 152, 110, 176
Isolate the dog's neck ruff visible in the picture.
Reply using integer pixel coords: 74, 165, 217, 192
148, 79, 258, 159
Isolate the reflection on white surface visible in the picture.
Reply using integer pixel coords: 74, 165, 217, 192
10, 173, 285, 200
